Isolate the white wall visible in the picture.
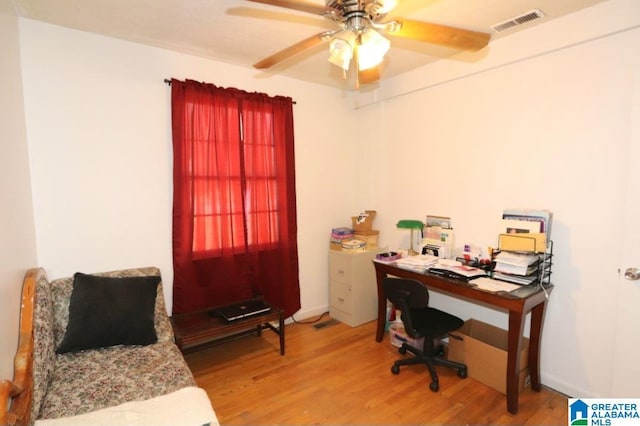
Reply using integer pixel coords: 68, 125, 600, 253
18, 19, 359, 317
355, 0, 640, 398
0, 6, 38, 380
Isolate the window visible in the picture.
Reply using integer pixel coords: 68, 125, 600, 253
170, 79, 300, 317
191, 110, 281, 257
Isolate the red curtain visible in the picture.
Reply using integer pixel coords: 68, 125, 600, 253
170, 79, 301, 317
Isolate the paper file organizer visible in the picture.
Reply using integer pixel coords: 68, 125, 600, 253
496, 234, 553, 288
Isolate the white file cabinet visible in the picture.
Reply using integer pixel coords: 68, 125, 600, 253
329, 250, 378, 327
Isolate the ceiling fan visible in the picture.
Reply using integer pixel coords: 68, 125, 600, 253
247, 0, 491, 87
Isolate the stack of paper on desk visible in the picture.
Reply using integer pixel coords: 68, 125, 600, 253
494, 251, 540, 275
493, 251, 541, 285
395, 254, 439, 273
470, 277, 521, 293
492, 272, 538, 285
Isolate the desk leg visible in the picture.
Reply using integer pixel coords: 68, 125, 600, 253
507, 310, 526, 414
375, 268, 387, 342
528, 302, 546, 391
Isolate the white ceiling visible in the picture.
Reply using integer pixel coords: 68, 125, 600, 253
9, 0, 608, 89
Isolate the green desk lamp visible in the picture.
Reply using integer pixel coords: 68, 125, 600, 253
396, 220, 424, 256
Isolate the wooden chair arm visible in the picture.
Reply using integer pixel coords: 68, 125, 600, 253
0, 379, 14, 424
0, 379, 22, 425
0, 268, 45, 426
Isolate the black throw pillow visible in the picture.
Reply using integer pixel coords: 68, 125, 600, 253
56, 272, 160, 354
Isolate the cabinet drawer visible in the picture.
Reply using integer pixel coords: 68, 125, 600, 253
329, 254, 353, 284
330, 281, 353, 314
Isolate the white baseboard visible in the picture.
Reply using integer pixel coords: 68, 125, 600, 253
541, 372, 598, 398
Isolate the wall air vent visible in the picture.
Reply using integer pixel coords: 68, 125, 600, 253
491, 9, 545, 33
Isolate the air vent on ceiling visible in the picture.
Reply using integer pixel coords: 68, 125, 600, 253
491, 9, 545, 33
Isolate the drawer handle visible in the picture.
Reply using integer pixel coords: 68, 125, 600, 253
338, 297, 344, 303
338, 270, 344, 275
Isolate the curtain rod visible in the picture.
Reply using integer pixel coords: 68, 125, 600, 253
164, 79, 296, 104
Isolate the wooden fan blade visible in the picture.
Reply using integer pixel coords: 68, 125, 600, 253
246, 0, 327, 15
385, 18, 490, 51
253, 31, 334, 69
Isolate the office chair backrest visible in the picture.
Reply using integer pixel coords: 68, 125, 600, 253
383, 277, 430, 338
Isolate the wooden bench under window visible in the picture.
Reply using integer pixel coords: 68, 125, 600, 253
170, 301, 285, 355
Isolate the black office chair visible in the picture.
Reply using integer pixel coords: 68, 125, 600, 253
383, 277, 467, 392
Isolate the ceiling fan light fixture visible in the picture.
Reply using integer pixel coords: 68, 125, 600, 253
248, 0, 492, 87
328, 30, 356, 71
375, 0, 398, 14
357, 28, 390, 70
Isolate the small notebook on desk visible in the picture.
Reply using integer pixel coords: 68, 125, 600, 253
214, 300, 272, 322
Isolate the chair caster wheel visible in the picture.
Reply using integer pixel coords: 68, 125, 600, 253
429, 381, 439, 392
457, 367, 467, 379
391, 364, 400, 375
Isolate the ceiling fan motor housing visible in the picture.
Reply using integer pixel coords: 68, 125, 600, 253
325, 0, 390, 31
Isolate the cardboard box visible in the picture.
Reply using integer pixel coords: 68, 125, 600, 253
447, 319, 529, 394
351, 210, 376, 232
329, 242, 342, 251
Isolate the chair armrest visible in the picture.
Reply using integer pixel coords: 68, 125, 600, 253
1, 268, 44, 426
0, 379, 28, 426
0, 349, 33, 425
0, 379, 13, 423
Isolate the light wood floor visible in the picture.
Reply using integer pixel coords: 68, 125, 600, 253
185, 317, 568, 425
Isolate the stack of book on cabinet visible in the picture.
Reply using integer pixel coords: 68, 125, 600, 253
493, 251, 541, 285
330, 227, 354, 251
341, 239, 367, 253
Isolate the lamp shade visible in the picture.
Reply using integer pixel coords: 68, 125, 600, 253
328, 30, 356, 71
396, 220, 424, 229
357, 28, 390, 70
377, 0, 397, 14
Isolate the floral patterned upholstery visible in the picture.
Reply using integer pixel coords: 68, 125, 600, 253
31, 274, 55, 423
32, 267, 196, 422
37, 341, 195, 419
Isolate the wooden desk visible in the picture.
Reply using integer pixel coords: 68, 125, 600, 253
373, 261, 552, 414
171, 302, 285, 355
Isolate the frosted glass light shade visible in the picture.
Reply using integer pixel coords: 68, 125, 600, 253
377, 0, 397, 14
328, 30, 356, 71
357, 29, 390, 70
